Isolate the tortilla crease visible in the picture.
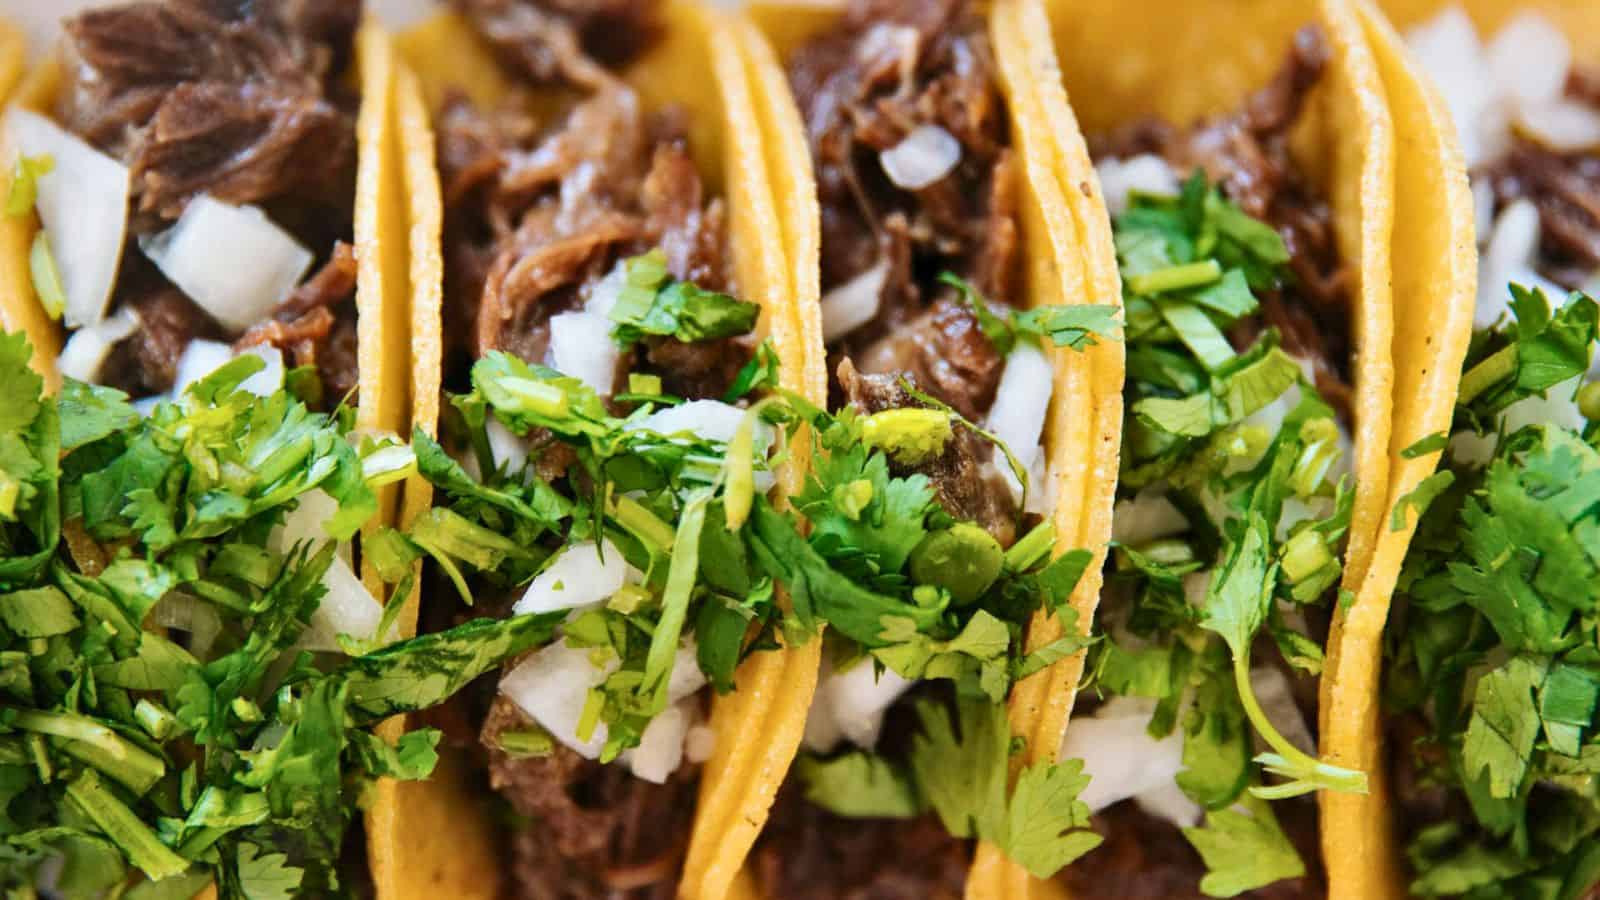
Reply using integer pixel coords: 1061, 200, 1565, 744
392, 5, 823, 899
740, 1, 1125, 898
1027, 1, 1420, 899
0, 17, 412, 900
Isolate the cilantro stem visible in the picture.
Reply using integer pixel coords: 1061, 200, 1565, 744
499, 375, 569, 419
641, 489, 711, 711
12, 710, 130, 760
29, 231, 66, 321
608, 495, 677, 555
1457, 345, 1518, 407
66, 770, 191, 881
1004, 521, 1055, 573
1232, 657, 1367, 796
724, 401, 775, 531
1128, 260, 1222, 296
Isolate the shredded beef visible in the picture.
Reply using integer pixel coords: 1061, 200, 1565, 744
437, 84, 729, 382
839, 360, 1017, 547
788, 0, 1019, 409
1056, 798, 1323, 900
850, 296, 1004, 423
1093, 26, 1354, 413
755, 783, 969, 900
58, 0, 357, 227
482, 695, 693, 900
451, 0, 659, 90
234, 242, 361, 407
99, 272, 225, 397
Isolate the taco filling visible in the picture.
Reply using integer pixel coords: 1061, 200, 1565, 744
750, 1, 1117, 896
1051, 26, 1365, 899
1379, 10, 1600, 898
11, 0, 364, 410
405, 3, 765, 897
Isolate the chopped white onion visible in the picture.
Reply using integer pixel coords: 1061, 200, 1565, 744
685, 722, 717, 764
6, 109, 131, 328
173, 340, 235, 397
584, 262, 628, 319
1515, 99, 1600, 153
820, 260, 888, 343
1502, 375, 1584, 435
547, 311, 619, 397
486, 416, 529, 473
664, 638, 709, 704
269, 488, 353, 567
1485, 12, 1570, 110
879, 124, 962, 191
1478, 199, 1562, 325
1471, 176, 1496, 245
298, 554, 389, 653
803, 659, 913, 753
1405, 8, 1499, 166
625, 399, 757, 446
235, 345, 285, 398
1095, 154, 1181, 216
499, 641, 617, 759
986, 341, 1054, 474
139, 195, 313, 334
621, 700, 691, 783
149, 592, 223, 661
1022, 450, 1055, 516
1112, 489, 1189, 545
513, 539, 636, 616
1058, 696, 1200, 828
1249, 666, 1315, 755
55, 307, 138, 383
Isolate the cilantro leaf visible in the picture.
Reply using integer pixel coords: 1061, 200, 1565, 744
796, 751, 923, 819
608, 251, 760, 347
1182, 796, 1307, 897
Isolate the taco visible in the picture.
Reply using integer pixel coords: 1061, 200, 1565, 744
993, 0, 1467, 897
726, 0, 1125, 897
1353, 4, 1600, 897
386, 2, 830, 898
0, 3, 572, 898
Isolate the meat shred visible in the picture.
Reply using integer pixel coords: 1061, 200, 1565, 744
788, 0, 1019, 420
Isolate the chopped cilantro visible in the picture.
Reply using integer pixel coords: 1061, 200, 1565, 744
608, 251, 761, 347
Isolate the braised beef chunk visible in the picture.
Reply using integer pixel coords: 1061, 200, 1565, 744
1480, 67, 1600, 291
1093, 26, 1354, 413
788, 0, 1019, 416
851, 296, 1004, 423
756, 782, 969, 900
59, 0, 358, 226
234, 241, 362, 403
437, 80, 734, 390
840, 360, 1017, 547
451, 0, 659, 90
99, 267, 226, 396
1054, 799, 1323, 900
482, 695, 693, 900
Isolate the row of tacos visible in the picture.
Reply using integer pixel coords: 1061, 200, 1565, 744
0, 0, 1595, 898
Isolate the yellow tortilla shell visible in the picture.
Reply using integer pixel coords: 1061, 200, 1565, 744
1034, 0, 1414, 898
742, 1, 1125, 897
394, 5, 825, 899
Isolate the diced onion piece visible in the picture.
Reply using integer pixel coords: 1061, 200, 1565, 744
625, 399, 756, 445
6, 109, 131, 328
513, 539, 634, 616
149, 592, 223, 661
173, 340, 235, 397
56, 308, 138, 383
271, 488, 345, 562
1111, 489, 1188, 545
1405, 8, 1498, 166
584, 262, 628, 319
1485, 11, 1570, 110
879, 124, 962, 190
1095, 154, 1180, 216
298, 554, 388, 652
1022, 451, 1054, 516
986, 340, 1054, 475
621, 701, 690, 783
236, 345, 285, 398
820, 260, 887, 343
486, 416, 529, 472
685, 722, 716, 764
1058, 696, 1200, 827
664, 639, 708, 703
1471, 177, 1495, 245
547, 311, 619, 396
1502, 374, 1584, 435
804, 660, 913, 753
139, 194, 312, 334
499, 641, 617, 759
1478, 199, 1553, 326
1515, 99, 1600, 153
